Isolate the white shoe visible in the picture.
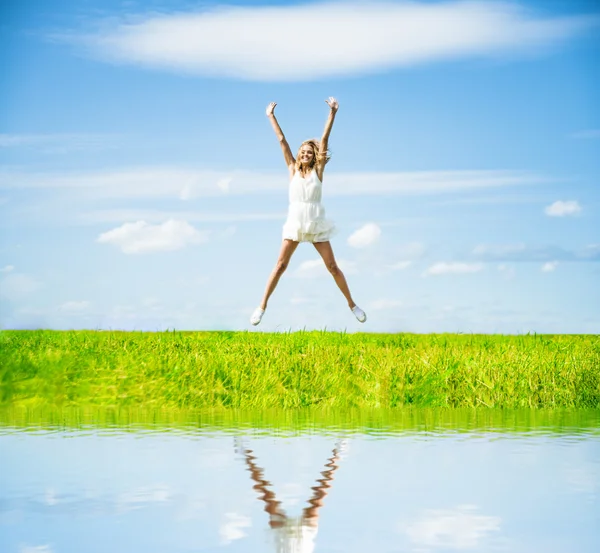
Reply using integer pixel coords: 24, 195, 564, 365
234, 436, 247, 455
351, 305, 367, 323
335, 439, 350, 459
250, 307, 265, 326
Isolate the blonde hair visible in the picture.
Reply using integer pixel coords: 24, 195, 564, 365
295, 138, 331, 172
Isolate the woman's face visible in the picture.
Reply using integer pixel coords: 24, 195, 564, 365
298, 145, 315, 165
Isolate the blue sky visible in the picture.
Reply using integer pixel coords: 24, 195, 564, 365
1, 0, 599, 333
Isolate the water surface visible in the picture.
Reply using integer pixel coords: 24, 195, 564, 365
1, 409, 599, 552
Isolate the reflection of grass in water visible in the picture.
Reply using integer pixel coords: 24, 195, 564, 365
1, 406, 599, 435
0, 330, 598, 409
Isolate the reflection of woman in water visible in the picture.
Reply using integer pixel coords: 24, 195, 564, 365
236, 439, 346, 553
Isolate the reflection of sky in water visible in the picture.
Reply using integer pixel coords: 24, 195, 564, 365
1, 427, 599, 553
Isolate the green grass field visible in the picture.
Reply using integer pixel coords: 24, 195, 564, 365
1, 330, 599, 409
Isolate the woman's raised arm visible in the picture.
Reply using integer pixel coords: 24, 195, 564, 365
316, 97, 338, 179
266, 102, 295, 170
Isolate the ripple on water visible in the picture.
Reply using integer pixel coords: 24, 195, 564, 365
1, 410, 599, 553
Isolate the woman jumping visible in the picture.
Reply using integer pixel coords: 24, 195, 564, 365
250, 97, 367, 326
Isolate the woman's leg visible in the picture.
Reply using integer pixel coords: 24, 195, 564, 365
312, 241, 356, 308
302, 442, 345, 525
259, 239, 299, 310
235, 439, 287, 528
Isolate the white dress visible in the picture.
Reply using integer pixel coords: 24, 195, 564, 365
271, 517, 318, 553
282, 169, 336, 243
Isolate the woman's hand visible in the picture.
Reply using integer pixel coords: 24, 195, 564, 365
325, 96, 339, 113
266, 102, 277, 117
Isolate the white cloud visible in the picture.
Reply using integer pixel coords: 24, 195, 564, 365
20, 546, 53, 553
473, 243, 526, 256
347, 223, 381, 248
0, 133, 117, 152
338, 259, 358, 275
0, 265, 15, 273
569, 129, 600, 139
107, 304, 137, 322
472, 243, 572, 262
179, 182, 193, 201
117, 485, 171, 513
577, 244, 600, 260
1, 306, 49, 331
424, 262, 483, 276
369, 299, 403, 310
78, 208, 285, 225
70, 1, 597, 81
141, 297, 161, 309
397, 242, 426, 258
497, 264, 516, 279
389, 261, 412, 271
0, 167, 551, 199
0, 167, 242, 199
217, 177, 232, 194
0, 273, 43, 300
294, 258, 357, 278
433, 192, 549, 206
325, 169, 545, 197
44, 488, 58, 506
293, 259, 324, 278
379, 243, 423, 273
221, 226, 237, 238
60, 300, 91, 312
219, 513, 251, 545
402, 505, 501, 549
544, 200, 582, 216
97, 219, 209, 253
541, 261, 558, 272
180, 176, 232, 200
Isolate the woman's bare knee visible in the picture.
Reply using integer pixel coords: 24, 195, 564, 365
327, 262, 340, 276
275, 260, 288, 275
